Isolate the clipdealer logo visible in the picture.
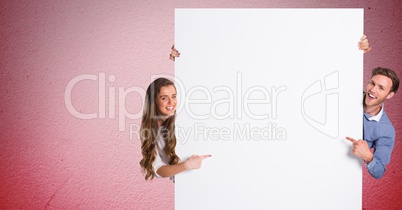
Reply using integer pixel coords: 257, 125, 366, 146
301, 71, 339, 139
64, 71, 339, 141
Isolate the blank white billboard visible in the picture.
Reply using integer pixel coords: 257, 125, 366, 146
174, 9, 363, 210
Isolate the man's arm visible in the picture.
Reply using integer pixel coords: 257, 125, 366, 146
345, 137, 373, 163
359, 35, 371, 53
346, 135, 394, 179
365, 135, 395, 179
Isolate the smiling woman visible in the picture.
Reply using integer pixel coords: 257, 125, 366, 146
139, 77, 211, 180
155, 85, 177, 118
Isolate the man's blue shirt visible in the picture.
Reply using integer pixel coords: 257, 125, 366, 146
363, 109, 395, 179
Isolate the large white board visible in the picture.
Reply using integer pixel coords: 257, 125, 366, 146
174, 9, 363, 210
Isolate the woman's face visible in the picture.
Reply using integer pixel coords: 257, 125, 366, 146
155, 85, 177, 118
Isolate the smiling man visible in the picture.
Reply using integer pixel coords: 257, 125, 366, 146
347, 67, 400, 179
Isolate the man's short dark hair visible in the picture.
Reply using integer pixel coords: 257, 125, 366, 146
372, 67, 400, 94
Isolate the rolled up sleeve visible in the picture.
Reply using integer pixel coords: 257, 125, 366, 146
366, 135, 394, 179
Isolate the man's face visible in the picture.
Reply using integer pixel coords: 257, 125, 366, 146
365, 74, 394, 107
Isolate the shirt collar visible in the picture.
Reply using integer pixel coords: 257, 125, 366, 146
365, 104, 384, 122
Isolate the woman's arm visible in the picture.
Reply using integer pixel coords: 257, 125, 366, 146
169, 45, 180, 61
156, 155, 211, 178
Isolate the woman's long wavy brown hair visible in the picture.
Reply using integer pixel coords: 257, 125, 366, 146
139, 78, 180, 180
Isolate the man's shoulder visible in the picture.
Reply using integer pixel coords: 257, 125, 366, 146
380, 111, 393, 125
364, 110, 395, 131
379, 110, 396, 135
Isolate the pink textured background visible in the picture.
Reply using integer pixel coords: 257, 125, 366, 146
0, 1, 400, 209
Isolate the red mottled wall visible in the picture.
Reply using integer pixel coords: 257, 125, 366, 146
0, 0, 400, 209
